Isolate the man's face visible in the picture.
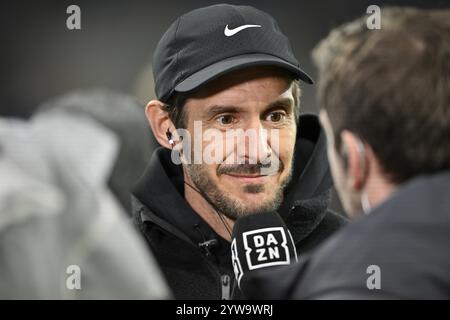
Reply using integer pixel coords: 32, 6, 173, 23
180, 67, 297, 220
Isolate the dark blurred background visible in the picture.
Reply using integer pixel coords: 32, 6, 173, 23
1, 0, 449, 214
2, 0, 449, 118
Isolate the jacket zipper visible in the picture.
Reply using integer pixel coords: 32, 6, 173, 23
221, 274, 231, 300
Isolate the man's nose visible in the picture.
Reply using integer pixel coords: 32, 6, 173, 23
240, 120, 272, 165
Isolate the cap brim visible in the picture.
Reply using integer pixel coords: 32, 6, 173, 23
174, 53, 313, 93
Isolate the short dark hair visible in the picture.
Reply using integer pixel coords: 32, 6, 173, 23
163, 78, 302, 129
163, 92, 189, 129
313, 7, 450, 183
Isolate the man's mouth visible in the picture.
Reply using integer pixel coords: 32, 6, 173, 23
223, 173, 270, 184
218, 162, 282, 177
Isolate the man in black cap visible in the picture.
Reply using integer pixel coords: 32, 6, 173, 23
132, 4, 346, 299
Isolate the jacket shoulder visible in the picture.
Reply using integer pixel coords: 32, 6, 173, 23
297, 210, 348, 253
321, 210, 348, 233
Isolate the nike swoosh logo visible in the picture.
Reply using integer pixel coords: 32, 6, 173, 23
224, 24, 261, 36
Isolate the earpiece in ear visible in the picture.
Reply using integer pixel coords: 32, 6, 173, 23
166, 128, 174, 146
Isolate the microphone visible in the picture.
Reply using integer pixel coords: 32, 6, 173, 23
231, 211, 298, 293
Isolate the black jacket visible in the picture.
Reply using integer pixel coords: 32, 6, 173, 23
132, 114, 347, 299
245, 170, 450, 299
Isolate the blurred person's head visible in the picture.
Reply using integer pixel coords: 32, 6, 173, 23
36, 89, 157, 213
144, 4, 312, 225
312, 7, 450, 217
0, 107, 171, 299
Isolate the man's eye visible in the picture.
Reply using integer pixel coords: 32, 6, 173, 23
266, 112, 286, 122
216, 115, 235, 125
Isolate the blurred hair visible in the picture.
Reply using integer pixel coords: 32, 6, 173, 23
36, 89, 158, 213
312, 7, 450, 183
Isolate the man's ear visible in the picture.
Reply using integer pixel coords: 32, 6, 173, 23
340, 130, 367, 191
145, 100, 175, 149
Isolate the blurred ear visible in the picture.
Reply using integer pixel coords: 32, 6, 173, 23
145, 100, 175, 149
340, 130, 367, 191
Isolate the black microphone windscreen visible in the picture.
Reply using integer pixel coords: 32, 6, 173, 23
231, 211, 297, 289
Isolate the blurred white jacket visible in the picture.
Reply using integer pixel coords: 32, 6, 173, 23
0, 113, 170, 299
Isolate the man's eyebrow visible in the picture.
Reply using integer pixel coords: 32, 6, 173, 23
204, 97, 294, 118
204, 105, 244, 118
265, 97, 295, 111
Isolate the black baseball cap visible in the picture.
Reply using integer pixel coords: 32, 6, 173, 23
153, 4, 313, 103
